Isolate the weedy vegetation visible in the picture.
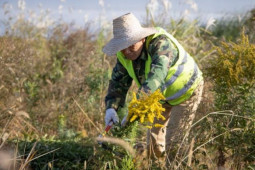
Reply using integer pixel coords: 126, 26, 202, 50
0, 1, 255, 169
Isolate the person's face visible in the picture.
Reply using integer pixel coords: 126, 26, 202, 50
121, 38, 145, 60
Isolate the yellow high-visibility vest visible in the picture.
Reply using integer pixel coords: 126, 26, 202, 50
116, 27, 203, 105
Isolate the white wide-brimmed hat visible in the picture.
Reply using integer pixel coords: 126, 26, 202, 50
103, 13, 158, 56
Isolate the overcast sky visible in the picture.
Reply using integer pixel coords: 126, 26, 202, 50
1, 0, 255, 30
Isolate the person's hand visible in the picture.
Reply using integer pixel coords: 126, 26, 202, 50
105, 108, 119, 126
121, 114, 129, 127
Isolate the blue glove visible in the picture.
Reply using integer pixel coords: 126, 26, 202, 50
105, 108, 119, 126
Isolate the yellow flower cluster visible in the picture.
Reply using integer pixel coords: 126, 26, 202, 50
127, 89, 166, 128
212, 30, 255, 87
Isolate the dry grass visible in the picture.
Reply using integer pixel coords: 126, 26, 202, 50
0, 23, 111, 138
96, 136, 136, 157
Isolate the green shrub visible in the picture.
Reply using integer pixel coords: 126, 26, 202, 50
194, 30, 255, 169
15, 138, 94, 170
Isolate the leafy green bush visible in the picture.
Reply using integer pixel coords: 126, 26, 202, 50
15, 138, 94, 170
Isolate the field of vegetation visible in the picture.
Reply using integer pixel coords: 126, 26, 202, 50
0, 1, 254, 170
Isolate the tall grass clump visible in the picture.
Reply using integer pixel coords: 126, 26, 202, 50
211, 8, 255, 44
211, 16, 245, 42
0, 5, 111, 137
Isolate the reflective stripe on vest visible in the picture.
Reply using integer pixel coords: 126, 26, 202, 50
116, 27, 202, 105
164, 58, 199, 100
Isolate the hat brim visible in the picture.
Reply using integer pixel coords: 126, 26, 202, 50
103, 27, 158, 56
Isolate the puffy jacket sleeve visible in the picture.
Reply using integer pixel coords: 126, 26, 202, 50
105, 59, 133, 111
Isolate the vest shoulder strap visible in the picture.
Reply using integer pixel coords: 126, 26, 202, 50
116, 51, 141, 87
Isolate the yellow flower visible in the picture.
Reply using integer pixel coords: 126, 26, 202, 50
154, 124, 164, 128
127, 89, 166, 128
130, 114, 138, 122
